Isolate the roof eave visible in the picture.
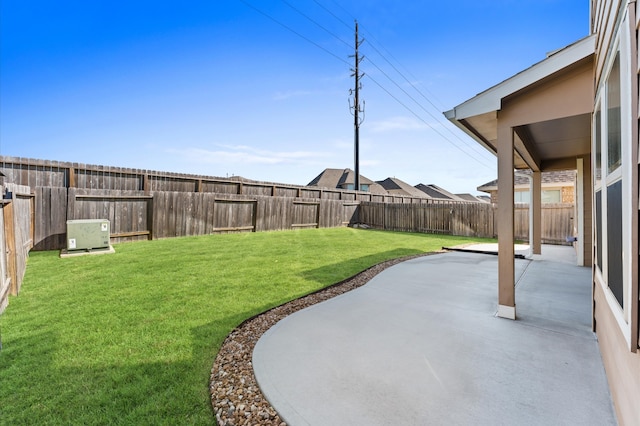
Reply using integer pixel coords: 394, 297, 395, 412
444, 35, 595, 122
445, 113, 498, 157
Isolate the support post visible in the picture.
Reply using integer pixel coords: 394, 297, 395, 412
532, 170, 542, 255
497, 125, 516, 319
576, 158, 585, 266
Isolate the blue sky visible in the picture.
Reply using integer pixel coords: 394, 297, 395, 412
1, 1, 589, 194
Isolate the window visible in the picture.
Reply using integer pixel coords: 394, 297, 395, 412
541, 190, 561, 203
594, 107, 602, 186
606, 52, 621, 174
595, 190, 602, 271
513, 189, 561, 203
607, 180, 624, 308
603, 49, 624, 310
360, 184, 369, 192
592, 32, 635, 349
514, 190, 530, 203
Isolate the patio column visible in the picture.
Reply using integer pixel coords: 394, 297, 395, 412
497, 124, 516, 319
531, 171, 542, 255
576, 156, 592, 266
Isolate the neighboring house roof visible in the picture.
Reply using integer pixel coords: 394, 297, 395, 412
307, 168, 387, 194
477, 170, 576, 193
376, 177, 431, 198
455, 193, 490, 203
414, 184, 464, 201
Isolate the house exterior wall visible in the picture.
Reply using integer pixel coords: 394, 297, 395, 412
487, 185, 574, 204
591, 1, 639, 425
594, 284, 640, 425
561, 186, 575, 203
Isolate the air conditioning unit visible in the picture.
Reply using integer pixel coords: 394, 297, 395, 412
66, 219, 110, 251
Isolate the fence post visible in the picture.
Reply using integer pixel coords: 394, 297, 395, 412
67, 167, 77, 188
148, 196, 154, 240
143, 174, 150, 194
3, 200, 16, 296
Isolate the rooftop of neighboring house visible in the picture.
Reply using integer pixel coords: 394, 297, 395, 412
455, 193, 490, 203
376, 177, 430, 198
307, 168, 388, 194
415, 183, 465, 201
477, 170, 576, 192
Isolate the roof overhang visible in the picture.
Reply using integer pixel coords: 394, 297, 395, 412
444, 35, 595, 171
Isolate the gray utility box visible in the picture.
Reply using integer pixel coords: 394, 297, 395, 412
66, 219, 110, 251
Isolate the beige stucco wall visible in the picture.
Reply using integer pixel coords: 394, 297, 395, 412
561, 186, 575, 203
487, 185, 574, 204
594, 283, 640, 426
590, 3, 639, 423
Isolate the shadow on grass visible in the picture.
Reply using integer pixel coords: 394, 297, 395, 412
300, 248, 424, 285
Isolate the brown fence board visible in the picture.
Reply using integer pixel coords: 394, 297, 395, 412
359, 201, 573, 242
0, 202, 9, 313
1, 156, 447, 205
34, 187, 67, 250
2, 184, 33, 298
68, 190, 152, 243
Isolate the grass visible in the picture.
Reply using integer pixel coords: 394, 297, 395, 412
0, 228, 492, 425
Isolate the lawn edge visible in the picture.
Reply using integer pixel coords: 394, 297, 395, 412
210, 250, 443, 425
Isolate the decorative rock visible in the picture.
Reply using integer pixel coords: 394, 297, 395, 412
209, 253, 430, 425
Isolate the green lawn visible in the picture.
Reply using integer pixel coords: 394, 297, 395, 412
0, 228, 491, 425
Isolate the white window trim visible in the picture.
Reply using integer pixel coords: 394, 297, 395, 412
592, 11, 634, 349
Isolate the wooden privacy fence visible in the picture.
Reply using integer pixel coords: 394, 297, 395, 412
1, 156, 440, 205
30, 188, 575, 251
514, 203, 574, 244
0, 184, 34, 313
32, 188, 360, 250
359, 201, 496, 238
359, 201, 575, 243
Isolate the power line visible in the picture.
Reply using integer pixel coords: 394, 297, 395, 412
363, 40, 447, 114
364, 73, 494, 170
238, 0, 350, 66
362, 40, 494, 161
312, 1, 492, 162
310, 0, 352, 30
360, 34, 448, 112
280, 0, 352, 49
365, 55, 494, 163
319, 0, 448, 110
239, 0, 494, 169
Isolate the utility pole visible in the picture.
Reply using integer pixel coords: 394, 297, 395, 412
349, 20, 365, 192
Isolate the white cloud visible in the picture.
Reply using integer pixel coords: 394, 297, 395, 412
272, 90, 315, 101
369, 116, 428, 133
167, 145, 332, 166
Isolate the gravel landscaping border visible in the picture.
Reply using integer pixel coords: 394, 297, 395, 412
209, 252, 439, 426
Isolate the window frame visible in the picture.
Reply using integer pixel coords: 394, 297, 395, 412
592, 16, 635, 349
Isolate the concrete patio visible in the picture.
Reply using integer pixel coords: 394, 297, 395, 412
253, 245, 617, 425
